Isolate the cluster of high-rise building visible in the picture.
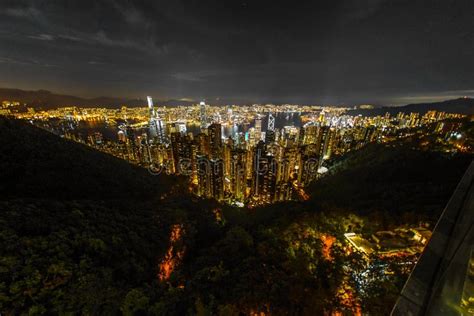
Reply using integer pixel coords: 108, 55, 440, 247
108, 99, 327, 206
3, 97, 468, 206
86, 98, 457, 207
151, 116, 325, 206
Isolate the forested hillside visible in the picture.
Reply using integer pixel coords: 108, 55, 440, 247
308, 142, 473, 223
0, 119, 182, 313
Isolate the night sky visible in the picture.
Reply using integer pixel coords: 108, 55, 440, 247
0, 0, 473, 105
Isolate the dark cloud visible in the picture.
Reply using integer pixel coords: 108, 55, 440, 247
28, 33, 54, 41
0, 0, 473, 104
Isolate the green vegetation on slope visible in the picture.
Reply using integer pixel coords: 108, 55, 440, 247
0, 118, 181, 314
308, 142, 473, 222
0, 199, 169, 314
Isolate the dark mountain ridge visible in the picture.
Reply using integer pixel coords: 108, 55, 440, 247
0, 88, 196, 109
349, 97, 474, 116
1, 88, 473, 113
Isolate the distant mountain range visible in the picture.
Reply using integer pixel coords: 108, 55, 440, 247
0, 88, 195, 109
1, 87, 473, 114
349, 97, 474, 116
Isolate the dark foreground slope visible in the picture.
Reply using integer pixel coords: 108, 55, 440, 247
308, 142, 473, 222
0, 119, 185, 314
0, 118, 174, 199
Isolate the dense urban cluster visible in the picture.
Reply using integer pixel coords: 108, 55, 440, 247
2, 98, 468, 207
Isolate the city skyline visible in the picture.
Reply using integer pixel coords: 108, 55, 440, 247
5, 96, 469, 208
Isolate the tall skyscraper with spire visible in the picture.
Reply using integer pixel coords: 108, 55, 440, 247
147, 96, 165, 143
147, 96, 154, 117
200, 101, 208, 131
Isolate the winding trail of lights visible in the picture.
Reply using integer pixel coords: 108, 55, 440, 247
158, 224, 185, 282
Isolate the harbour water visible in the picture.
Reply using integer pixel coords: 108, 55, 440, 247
66, 112, 304, 141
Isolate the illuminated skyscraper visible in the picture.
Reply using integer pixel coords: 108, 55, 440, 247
303, 124, 318, 145
230, 148, 247, 203
170, 132, 193, 175
262, 155, 277, 203
265, 130, 275, 145
248, 127, 256, 146
197, 156, 224, 201
139, 133, 152, 165
125, 126, 138, 162
315, 126, 327, 160
252, 141, 276, 202
150, 118, 166, 143
147, 96, 154, 117
223, 137, 233, 185
208, 123, 222, 159
197, 154, 210, 197
255, 115, 262, 142
196, 132, 210, 156
210, 158, 224, 201
200, 101, 208, 131
267, 113, 275, 132
147, 96, 166, 143
321, 127, 336, 160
